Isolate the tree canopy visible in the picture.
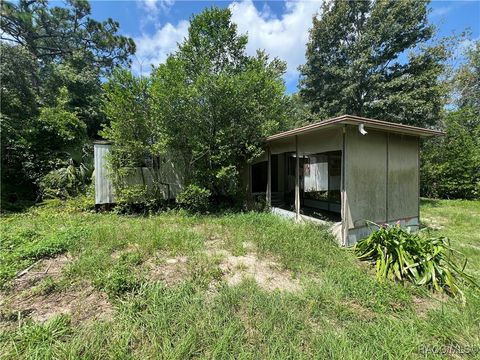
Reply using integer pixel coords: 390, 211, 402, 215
1, 0, 134, 208
421, 41, 480, 199
299, 0, 448, 127
102, 7, 290, 201
1, 0, 135, 72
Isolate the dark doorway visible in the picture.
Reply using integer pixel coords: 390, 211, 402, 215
251, 161, 267, 193
251, 155, 278, 193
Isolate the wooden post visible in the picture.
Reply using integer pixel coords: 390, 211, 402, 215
266, 147, 271, 207
295, 135, 300, 220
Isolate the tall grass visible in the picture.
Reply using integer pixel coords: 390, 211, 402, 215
1, 199, 479, 359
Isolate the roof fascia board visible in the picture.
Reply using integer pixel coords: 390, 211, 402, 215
266, 115, 444, 142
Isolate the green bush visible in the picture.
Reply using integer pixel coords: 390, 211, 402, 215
355, 223, 478, 299
101, 264, 140, 298
176, 185, 211, 213
39, 162, 91, 200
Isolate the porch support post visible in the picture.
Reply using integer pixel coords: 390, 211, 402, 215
266, 146, 272, 207
295, 135, 300, 220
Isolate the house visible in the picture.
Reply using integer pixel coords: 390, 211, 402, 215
94, 114, 444, 246
248, 115, 444, 246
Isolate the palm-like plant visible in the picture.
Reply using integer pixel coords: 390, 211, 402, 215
355, 223, 478, 300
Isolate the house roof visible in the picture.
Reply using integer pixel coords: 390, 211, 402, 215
267, 114, 445, 141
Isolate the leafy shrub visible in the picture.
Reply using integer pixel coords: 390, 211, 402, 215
355, 223, 478, 299
21, 227, 86, 261
95, 251, 143, 298
248, 194, 269, 212
176, 185, 211, 213
39, 161, 91, 200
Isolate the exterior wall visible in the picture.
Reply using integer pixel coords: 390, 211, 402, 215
269, 127, 342, 155
297, 128, 343, 154
387, 135, 419, 221
344, 128, 388, 228
121, 164, 183, 200
157, 154, 185, 198
94, 143, 115, 205
94, 144, 184, 204
344, 126, 419, 246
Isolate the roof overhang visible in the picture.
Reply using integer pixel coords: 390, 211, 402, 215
267, 115, 445, 142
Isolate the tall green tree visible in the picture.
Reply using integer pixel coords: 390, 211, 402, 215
421, 108, 479, 199
299, 0, 448, 127
152, 8, 289, 198
454, 40, 480, 115
103, 7, 289, 201
1, 0, 135, 207
1, 0, 135, 71
101, 69, 155, 169
421, 40, 480, 200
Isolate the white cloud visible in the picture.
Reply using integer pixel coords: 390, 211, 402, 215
430, 6, 453, 18
229, 0, 323, 83
137, 0, 175, 15
133, 20, 189, 75
137, 0, 175, 28
133, 0, 323, 88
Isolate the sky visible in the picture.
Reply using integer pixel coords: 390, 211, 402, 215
80, 0, 480, 93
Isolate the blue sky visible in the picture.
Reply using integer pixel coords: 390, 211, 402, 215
82, 0, 480, 93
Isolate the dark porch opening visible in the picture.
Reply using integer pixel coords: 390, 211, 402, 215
269, 151, 342, 222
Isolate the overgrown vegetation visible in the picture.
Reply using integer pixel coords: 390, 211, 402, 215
0, 198, 479, 359
1, 0, 134, 207
355, 223, 478, 299
176, 185, 211, 214
421, 42, 480, 200
1, 0, 478, 209
101, 7, 292, 208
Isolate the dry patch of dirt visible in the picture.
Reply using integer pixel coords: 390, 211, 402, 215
204, 234, 300, 292
218, 252, 300, 292
0, 255, 113, 327
143, 239, 300, 293
145, 255, 190, 286
12, 254, 73, 292
1, 284, 113, 326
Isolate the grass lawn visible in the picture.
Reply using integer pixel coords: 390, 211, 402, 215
0, 198, 479, 359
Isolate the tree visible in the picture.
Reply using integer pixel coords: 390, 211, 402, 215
0, 44, 38, 202
421, 108, 479, 199
152, 8, 289, 198
286, 93, 315, 128
1, 0, 135, 72
0, 0, 135, 207
103, 7, 290, 202
299, 0, 448, 127
101, 69, 155, 170
421, 41, 480, 200
454, 40, 480, 115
